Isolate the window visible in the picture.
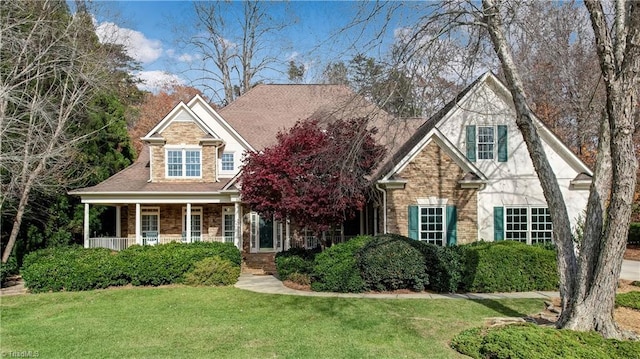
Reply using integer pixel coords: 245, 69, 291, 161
477, 126, 494, 160
505, 207, 552, 245
223, 207, 235, 243
419, 207, 445, 246
182, 207, 202, 241
166, 148, 201, 178
221, 152, 234, 171
141, 207, 159, 244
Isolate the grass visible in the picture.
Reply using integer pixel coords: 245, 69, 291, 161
1, 286, 543, 358
616, 291, 640, 311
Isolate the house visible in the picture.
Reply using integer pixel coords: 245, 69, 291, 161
70, 73, 591, 269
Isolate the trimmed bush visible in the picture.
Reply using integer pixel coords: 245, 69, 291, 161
451, 324, 640, 359
22, 242, 241, 292
183, 256, 240, 286
311, 235, 371, 293
458, 241, 558, 293
356, 234, 428, 292
0, 255, 18, 286
616, 291, 640, 310
629, 223, 640, 245
275, 247, 318, 280
408, 241, 462, 293
22, 246, 127, 293
119, 242, 240, 286
287, 272, 311, 286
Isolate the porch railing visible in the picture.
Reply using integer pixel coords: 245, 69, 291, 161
295, 235, 358, 250
87, 235, 235, 251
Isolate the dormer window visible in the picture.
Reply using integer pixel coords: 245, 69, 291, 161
166, 148, 201, 178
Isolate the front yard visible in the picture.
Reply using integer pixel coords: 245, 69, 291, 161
1, 286, 543, 358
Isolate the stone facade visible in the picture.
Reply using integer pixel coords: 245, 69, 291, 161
386, 141, 478, 244
150, 121, 218, 182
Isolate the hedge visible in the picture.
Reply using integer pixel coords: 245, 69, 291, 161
458, 241, 558, 293
629, 223, 640, 245
183, 256, 240, 286
451, 324, 640, 359
408, 241, 462, 293
356, 234, 428, 292
21, 242, 241, 292
311, 235, 371, 293
275, 247, 319, 280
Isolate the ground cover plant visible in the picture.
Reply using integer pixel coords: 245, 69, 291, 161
616, 291, 640, 311
1, 286, 543, 358
450, 324, 640, 359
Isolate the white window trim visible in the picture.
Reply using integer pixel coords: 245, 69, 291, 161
504, 206, 553, 245
165, 146, 203, 179
182, 206, 203, 239
477, 125, 495, 160
222, 206, 235, 241
141, 206, 160, 238
219, 151, 236, 176
418, 205, 446, 246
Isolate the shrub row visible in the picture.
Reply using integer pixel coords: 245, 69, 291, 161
450, 324, 640, 359
21, 242, 241, 293
629, 223, 640, 245
282, 234, 559, 293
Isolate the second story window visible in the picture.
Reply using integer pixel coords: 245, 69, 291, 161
221, 152, 234, 171
166, 148, 201, 178
477, 126, 495, 160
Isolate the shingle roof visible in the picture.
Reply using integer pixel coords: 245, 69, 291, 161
69, 147, 231, 194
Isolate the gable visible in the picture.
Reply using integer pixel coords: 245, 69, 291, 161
142, 101, 220, 141
381, 73, 592, 184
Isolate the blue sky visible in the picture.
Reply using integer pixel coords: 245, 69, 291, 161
81, 1, 418, 103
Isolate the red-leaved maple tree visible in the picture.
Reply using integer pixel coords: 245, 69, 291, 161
240, 118, 386, 235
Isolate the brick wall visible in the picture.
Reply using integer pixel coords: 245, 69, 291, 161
386, 141, 478, 244
150, 122, 218, 182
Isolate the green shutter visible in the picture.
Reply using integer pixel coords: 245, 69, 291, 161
446, 205, 457, 246
408, 205, 419, 240
466, 125, 476, 162
494, 207, 505, 241
497, 125, 508, 162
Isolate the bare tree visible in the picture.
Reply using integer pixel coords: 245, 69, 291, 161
185, 1, 289, 105
0, 1, 119, 262
482, 0, 639, 338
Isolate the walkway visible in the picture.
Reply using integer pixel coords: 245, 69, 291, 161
621, 260, 640, 281
234, 274, 560, 300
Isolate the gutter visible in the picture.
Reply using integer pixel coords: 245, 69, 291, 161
374, 182, 387, 234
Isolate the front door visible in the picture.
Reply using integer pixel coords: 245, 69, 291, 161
250, 212, 283, 253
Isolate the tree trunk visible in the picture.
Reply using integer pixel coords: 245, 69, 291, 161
483, 0, 639, 339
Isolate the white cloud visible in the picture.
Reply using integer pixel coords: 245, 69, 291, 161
287, 51, 299, 61
135, 71, 185, 92
177, 54, 194, 62
95, 21, 163, 64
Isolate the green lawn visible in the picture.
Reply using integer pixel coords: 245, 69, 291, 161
1, 286, 543, 358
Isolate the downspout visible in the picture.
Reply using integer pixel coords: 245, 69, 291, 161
374, 183, 387, 234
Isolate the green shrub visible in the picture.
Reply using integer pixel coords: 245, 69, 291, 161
287, 272, 311, 286
0, 255, 19, 286
408, 241, 462, 293
22, 246, 127, 293
629, 223, 640, 245
22, 242, 241, 292
120, 242, 240, 286
311, 235, 371, 293
356, 234, 428, 292
275, 247, 318, 280
451, 324, 640, 359
183, 256, 240, 286
632, 281, 640, 287
616, 291, 640, 310
458, 241, 558, 293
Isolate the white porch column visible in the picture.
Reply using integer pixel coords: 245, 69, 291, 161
186, 203, 192, 243
83, 203, 90, 248
135, 203, 141, 245
115, 205, 122, 238
234, 202, 241, 250
285, 218, 291, 250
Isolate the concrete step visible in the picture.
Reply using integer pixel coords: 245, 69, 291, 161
243, 253, 277, 275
